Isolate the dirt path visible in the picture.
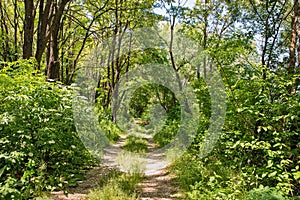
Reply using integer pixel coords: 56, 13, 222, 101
136, 136, 183, 200
137, 169, 182, 200
50, 133, 182, 200
50, 165, 115, 200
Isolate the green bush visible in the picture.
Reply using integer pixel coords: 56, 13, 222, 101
153, 119, 180, 147
171, 68, 300, 199
220, 68, 300, 195
0, 60, 94, 199
171, 153, 248, 200
247, 186, 286, 200
99, 119, 121, 142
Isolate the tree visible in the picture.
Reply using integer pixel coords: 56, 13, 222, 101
87, 0, 157, 121
0, 0, 22, 61
248, 0, 295, 75
62, 0, 111, 84
23, 0, 35, 59
46, 0, 72, 80
289, 0, 299, 93
23, 0, 71, 80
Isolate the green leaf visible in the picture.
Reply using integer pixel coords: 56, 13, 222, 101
0, 166, 5, 178
293, 172, 300, 180
268, 171, 277, 178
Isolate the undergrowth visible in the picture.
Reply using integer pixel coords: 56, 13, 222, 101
0, 60, 95, 199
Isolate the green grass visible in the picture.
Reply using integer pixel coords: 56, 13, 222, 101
117, 151, 146, 175
87, 171, 142, 200
123, 135, 148, 153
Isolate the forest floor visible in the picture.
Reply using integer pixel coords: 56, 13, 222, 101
50, 134, 183, 200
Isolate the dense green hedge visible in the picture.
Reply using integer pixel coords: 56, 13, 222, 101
171, 68, 300, 199
0, 60, 94, 199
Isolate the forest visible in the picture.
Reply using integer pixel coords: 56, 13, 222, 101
0, 0, 300, 199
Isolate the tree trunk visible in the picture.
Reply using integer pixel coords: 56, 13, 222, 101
0, 1, 11, 61
23, 0, 35, 59
289, 0, 299, 93
46, 0, 70, 80
13, 0, 18, 61
202, 0, 208, 79
47, 27, 60, 80
35, 0, 52, 69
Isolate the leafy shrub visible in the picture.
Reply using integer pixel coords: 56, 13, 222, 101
248, 186, 286, 200
0, 60, 94, 199
171, 68, 300, 199
99, 119, 121, 142
220, 68, 300, 195
153, 119, 180, 147
171, 153, 248, 200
